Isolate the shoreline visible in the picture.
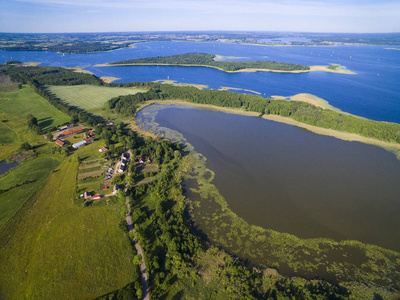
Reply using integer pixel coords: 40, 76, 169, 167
100, 76, 121, 83
154, 79, 208, 90
95, 62, 356, 75
271, 93, 342, 111
135, 100, 400, 159
68, 67, 121, 83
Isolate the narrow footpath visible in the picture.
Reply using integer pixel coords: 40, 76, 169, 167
125, 196, 150, 300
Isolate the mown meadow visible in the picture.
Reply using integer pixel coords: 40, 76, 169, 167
0, 85, 70, 131
47, 84, 147, 115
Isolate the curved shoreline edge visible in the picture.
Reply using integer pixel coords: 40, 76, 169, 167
134, 102, 400, 289
94, 62, 356, 75
137, 100, 400, 159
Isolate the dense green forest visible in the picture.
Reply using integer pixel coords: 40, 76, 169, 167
1, 65, 103, 86
109, 84, 400, 144
111, 53, 311, 71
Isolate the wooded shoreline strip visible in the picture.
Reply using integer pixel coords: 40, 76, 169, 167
96, 52, 356, 74
96, 62, 356, 74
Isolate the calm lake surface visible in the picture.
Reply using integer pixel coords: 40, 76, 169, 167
0, 160, 18, 176
1, 41, 400, 123
138, 104, 400, 251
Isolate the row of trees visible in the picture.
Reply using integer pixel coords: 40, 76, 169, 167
26, 114, 42, 134
108, 84, 400, 144
111, 52, 310, 71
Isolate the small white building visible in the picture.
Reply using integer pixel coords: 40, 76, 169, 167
72, 140, 87, 149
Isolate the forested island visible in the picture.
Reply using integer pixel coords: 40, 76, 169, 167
1, 64, 399, 299
108, 53, 311, 72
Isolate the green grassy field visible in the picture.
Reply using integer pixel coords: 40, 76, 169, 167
47, 85, 148, 114
0, 85, 70, 131
0, 122, 18, 144
0, 142, 137, 299
0, 156, 61, 226
0, 110, 54, 161
0, 145, 19, 161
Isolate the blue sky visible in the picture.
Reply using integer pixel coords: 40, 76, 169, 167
1, 0, 399, 33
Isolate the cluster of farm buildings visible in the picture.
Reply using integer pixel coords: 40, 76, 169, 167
53, 126, 95, 149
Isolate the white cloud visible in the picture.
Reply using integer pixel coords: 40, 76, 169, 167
7, 0, 400, 32
11, 0, 400, 17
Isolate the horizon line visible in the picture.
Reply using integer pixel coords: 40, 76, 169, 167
1, 30, 400, 35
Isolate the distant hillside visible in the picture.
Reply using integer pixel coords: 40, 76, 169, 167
110, 53, 310, 72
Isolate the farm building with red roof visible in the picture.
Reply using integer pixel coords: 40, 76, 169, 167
58, 127, 84, 138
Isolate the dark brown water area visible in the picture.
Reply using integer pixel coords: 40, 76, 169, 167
140, 104, 400, 252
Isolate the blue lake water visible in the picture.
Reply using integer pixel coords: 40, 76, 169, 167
139, 104, 400, 251
0, 160, 19, 176
1, 41, 399, 123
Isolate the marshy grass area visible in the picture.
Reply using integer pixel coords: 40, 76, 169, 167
184, 152, 400, 291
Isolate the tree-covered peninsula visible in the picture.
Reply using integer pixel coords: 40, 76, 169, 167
109, 52, 311, 72
108, 83, 400, 146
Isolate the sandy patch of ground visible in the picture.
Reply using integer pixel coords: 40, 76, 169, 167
214, 54, 247, 60
22, 62, 41, 66
310, 65, 356, 74
100, 76, 121, 83
154, 79, 208, 90
68, 67, 93, 75
219, 86, 262, 95
272, 93, 341, 111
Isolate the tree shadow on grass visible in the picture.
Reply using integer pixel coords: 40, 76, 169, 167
32, 143, 47, 150
38, 117, 54, 129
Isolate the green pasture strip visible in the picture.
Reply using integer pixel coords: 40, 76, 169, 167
0, 85, 70, 130
0, 156, 61, 226
47, 85, 148, 113
0, 121, 18, 144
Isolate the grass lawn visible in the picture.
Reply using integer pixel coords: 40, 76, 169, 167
0, 145, 20, 161
0, 143, 137, 299
47, 85, 148, 115
0, 85, 70, 131
0, 121, 18, 144
0, 156, 61, 226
